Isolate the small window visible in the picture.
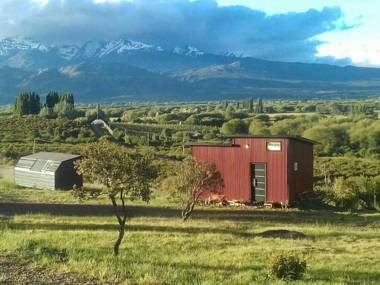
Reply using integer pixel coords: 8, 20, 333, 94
294, 162, 299, 172
267, 141, 282, 151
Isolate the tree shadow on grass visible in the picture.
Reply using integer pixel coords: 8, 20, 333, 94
4, 221, 320, 241
0, 202, 379, 227
6, 222, 255, 239
8, 221, 369, 241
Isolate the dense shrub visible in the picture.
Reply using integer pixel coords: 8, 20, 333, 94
220, 119, 248, 135
267, 252, 307, 281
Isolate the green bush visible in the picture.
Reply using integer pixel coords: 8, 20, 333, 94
323, 176, 380, 210
267, 252, 307, 281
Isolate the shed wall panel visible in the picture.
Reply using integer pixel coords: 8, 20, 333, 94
55, 159, 83, 190
15, 169, 55, 190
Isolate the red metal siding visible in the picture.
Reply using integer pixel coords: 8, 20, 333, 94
192, 146, 249, 201
192, 137, 301, 204
287, 140, 314, 203
234, 138, 289, 203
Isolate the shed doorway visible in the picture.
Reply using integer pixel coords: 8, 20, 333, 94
251, 163, 266, 203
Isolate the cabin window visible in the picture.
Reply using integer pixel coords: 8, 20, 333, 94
267, 141, 282, 151
294, 162, 299, 172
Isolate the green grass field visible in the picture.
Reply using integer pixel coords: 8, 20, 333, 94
1, 177, 380, 285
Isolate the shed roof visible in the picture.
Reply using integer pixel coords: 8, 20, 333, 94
21, 152, 80, 161
15, 152, 80, 173
224, 135, 318, 145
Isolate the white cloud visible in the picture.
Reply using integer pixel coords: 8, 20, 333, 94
318, 41, 380, 67
0, 0, 352, 64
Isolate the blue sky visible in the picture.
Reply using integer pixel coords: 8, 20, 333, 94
2, 0, 379, 67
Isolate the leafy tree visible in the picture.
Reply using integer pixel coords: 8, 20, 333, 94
243, 97, 254, 110
303, 125, 349, 155
74, 142, 156, 255
46, 92, 60, 108
173, 158, 223, 221
220, 119, 248, 135
59, 93, 74, 105
255, 98, 264, 113
54, 100, 78, 119
225, 111, 249, 121
249, 119, 270, 135
331, 177, 360, 210
39, 106, 54, 118
14, 92, 41, 116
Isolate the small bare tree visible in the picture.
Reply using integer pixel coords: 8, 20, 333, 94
174, 158, 223, 221
74, 141, 156, 255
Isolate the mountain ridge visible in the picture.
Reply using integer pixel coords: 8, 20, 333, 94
0, 37, 380, 104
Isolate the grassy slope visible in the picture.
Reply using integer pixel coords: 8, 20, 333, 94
1, 178, 380, 285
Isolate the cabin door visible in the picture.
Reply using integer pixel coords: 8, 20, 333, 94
251, 163, 266, 203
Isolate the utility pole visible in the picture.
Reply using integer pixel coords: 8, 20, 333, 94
33, 139, 36, 154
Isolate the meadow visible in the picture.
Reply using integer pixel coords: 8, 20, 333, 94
1, 99, 380, 284
1, 176, 380, 285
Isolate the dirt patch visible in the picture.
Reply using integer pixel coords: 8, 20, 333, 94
0, 165, 13, 179
257, 229, 306, 239
0, 254, 104, 285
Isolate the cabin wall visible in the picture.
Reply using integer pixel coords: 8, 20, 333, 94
234, 138, 289, 203
193, 138, 290, 203
192, 146, 248, 201
287, 140, 314, 204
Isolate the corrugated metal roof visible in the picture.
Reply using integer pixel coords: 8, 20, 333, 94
21, 152, 80, 162
15, 152, 80, 172
223, 135, 318, 145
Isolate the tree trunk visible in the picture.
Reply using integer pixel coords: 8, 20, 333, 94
110, 194, 128, 256
114, 220, 126, 256
182, 200, 196, 221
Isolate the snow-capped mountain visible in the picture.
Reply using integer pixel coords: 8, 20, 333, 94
0, 37, 49, 56
58, 45, 80, 60
2, 36, 380, 105
0, 37, 209, 71
77, 39, 164, 59
173, 46, 204, 57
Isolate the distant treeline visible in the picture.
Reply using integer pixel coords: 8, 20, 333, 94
14, 91, 75, 116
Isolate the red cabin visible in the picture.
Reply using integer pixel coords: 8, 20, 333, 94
191, 136, 315, 205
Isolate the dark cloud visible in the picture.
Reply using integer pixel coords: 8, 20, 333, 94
0, 0, 353, 62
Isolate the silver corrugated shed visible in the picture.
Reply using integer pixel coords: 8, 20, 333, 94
15, 152, 82, 190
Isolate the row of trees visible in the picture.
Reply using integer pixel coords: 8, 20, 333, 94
14, 92, 41, 116
217, 114, 380, 158
14, 91, 75, 117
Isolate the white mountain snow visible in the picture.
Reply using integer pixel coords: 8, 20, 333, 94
0, 37, 49, 56
0, 37, 205, 62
